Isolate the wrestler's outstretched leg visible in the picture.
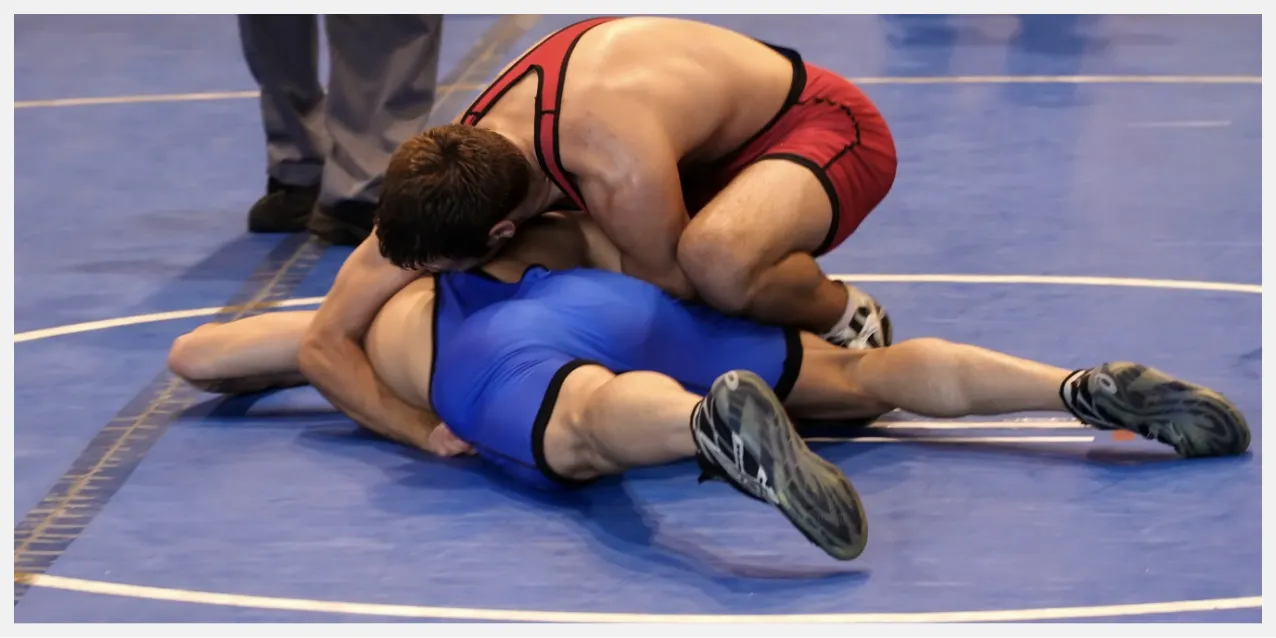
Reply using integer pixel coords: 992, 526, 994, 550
786, 335, 1251, 459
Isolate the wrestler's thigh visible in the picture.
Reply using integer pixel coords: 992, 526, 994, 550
679, 158, 835, 267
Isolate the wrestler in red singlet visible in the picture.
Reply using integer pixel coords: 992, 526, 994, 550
461, 17, 898, 256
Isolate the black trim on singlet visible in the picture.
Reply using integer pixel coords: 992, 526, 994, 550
543, 26, 595, 204
461, 17, 611, 126
774, 327, 805, 402
531, 18, 615, 211
707, 42, 809, 170
531, 359, 604, 488
459, 17, 618, 213
530, 85, 557, 204
460, 22, 818, 219
462, 68, 538, 126
761, 151, 842, 256
426, 273, 443, 409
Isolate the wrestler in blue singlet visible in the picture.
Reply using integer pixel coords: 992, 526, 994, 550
428, 266, 803, 489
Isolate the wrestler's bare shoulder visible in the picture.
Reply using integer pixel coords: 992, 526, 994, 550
563, 18, 796, 164
570, 18, 789, 98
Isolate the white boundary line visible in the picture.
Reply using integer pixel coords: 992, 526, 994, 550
13, 272, 1261, 618
1128, 119, 1233, 128
14, 89, 261, 108
13, 297, 325, 343
829, 273, 1262, 293
848, 74, 1261, 85
13, 272, 1260, 344
872, 420, 1085, 429
810, 435, 1096, 444
13, 74, 1261, 109
20, 573, 1260, 622
11, 84, 484, 109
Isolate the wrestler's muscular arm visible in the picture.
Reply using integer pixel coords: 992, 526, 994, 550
568, 107, 697, 300
298, 235, 441, 451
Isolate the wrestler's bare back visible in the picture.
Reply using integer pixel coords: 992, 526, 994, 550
458, 17, 796, 168
364, 214, 622, 413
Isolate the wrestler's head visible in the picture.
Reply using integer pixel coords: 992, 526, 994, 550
376, 124, 531, 272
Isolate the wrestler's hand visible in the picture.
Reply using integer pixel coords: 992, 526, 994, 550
426, 423, 476, 457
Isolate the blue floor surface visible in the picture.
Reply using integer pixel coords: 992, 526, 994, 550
14, 14, 1261, 623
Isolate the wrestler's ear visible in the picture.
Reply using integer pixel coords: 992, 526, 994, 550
488, 220, 517, 245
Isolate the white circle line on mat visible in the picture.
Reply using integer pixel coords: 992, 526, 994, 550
14, 273, 1259, 344
19, 573, 1261, 622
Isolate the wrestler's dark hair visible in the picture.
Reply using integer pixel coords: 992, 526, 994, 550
375, 124, 531, 269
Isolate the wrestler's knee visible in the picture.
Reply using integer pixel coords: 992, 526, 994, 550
539, 365, 617, 481
676, 225, 763, 315
786, 334, 894, 421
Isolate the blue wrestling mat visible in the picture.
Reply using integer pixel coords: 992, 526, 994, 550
13, 14, 1261, 623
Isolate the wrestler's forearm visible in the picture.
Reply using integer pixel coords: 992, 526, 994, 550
299, 334, 437, 449
296, 233, 438, 448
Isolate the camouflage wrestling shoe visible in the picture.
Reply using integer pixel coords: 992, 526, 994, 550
1060, 362, 1250, 458
691, 369, 869, 560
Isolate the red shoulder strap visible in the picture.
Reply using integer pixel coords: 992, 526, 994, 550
461, 17, 619, 212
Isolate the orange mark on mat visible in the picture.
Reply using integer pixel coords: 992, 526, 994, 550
1112, 431, 1137, 441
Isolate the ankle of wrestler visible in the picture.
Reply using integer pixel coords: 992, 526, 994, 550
823, 296, 854, 339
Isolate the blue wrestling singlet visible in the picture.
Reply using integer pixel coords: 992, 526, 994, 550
428, 266, 803, 489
